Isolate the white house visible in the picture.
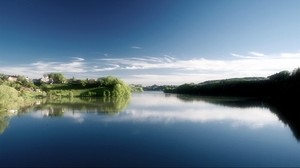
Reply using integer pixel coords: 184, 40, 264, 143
7, 75, 18, 82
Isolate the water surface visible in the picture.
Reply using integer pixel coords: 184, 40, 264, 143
0, 92, 300, 167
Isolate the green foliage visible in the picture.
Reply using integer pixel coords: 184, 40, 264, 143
39, 96, 130, 114
81, 80, 87, 87
48, 73, 66, 84
96, 76, 131, 97
69, 91, 74, 98
0, 85, 24, 110
130, 84, 144, 92
143, 84, 176, 91
164, 67, 300, 97
42, 76, 131, 99
0, 112, 10, 134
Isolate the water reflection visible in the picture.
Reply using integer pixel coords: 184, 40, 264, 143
113, 93, 279, 129
266, 98, 300, 141
32, 97, 131, 116
176, 93, 300, 141
0, 92, 300, 141
0, 112, 15, 134
0, 96, 130, 133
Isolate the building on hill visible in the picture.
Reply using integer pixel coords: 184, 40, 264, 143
32, 74, 54, 85
7, 75, 18, 82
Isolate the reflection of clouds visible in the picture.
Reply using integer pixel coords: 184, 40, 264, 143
116, 107, 278, 128
28, 93, 282, 129
30, 110, 50, 118
63, 111, 85, 123
112, 93, 281, 128
30, 110, 85, 123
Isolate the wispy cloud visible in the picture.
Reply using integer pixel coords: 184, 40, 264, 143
93, 64, 120, 72
0, 58, 87, 78
231, 51, 266, 59
280, 51, 300, 58
131, 46, 142, 49
30, 59, 86, 73
1, 51, 300, 85
70, 57, 85, 61
249, 51, 265, 57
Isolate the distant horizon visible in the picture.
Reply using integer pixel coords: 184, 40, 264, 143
0, 63, 298, 87
1, 0, 300, 85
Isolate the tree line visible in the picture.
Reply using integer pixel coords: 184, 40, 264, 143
0, 73, 131, 100
164, 68, 300, 98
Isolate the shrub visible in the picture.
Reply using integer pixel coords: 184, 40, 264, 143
0, 85, 24, 110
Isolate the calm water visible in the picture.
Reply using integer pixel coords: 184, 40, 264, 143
1, 92, 300, 167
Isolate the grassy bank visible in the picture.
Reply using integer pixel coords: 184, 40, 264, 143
41, 76, 131, 98
0, 76, 132, 112
0, 85, 44, 112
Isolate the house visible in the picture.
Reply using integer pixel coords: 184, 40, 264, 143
7, 75, 18, 82
32, 74, 54, 84
40, 74, 49, 83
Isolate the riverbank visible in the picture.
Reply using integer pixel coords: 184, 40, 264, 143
164, 68, 300, 98
0, 76, 132, 112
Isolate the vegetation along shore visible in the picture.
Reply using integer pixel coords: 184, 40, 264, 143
164, 68, 300, 98
0, 73, 132, 112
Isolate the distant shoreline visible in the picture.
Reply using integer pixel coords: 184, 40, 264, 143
164, 68, 300, 98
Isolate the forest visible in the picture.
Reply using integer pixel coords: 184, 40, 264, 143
164, 68, 300, 98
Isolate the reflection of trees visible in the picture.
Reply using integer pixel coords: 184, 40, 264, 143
175, 94, 264, 108
34, 96, 131, 116
265, 98, 300, 141
0, 86, 38, 134
175, 93, 300, 141
0, 96, 130, 134
0, 112, 16, 135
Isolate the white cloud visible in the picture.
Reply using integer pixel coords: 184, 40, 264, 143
230, 52, 266, 59
131, 46, 142, 49
70, 57, 85, 61
1, 51, 300, 85
0, 58, 87, 78
280, 51, 300, 58
93, 64, 120, 72
249, 51, 265, 57
31, 60, 86, 73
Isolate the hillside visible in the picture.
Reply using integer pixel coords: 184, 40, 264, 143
164, 68, 300, 98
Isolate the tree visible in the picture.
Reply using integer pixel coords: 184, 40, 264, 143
0, 85, 24, 110
97, 76, 131, 97
81, 80, 87, 87
268, 71, 290, 81
48, 73, 66, 84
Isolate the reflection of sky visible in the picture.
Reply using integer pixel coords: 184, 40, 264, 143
29, 92, 281, 128
31, 109, 87, 123
108, 93, 282, 128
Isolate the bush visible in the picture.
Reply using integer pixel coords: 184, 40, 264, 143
0, 85, 24, 110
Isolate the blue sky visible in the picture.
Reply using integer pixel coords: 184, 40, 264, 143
1, 0, 300, 85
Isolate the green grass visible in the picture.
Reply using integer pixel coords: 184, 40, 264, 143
46, 87, 108, 98
43, 83, 130, 99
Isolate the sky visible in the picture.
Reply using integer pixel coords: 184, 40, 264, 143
1, 0, 300, 85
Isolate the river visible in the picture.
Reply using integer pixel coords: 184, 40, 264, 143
0, 91, 300, 167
